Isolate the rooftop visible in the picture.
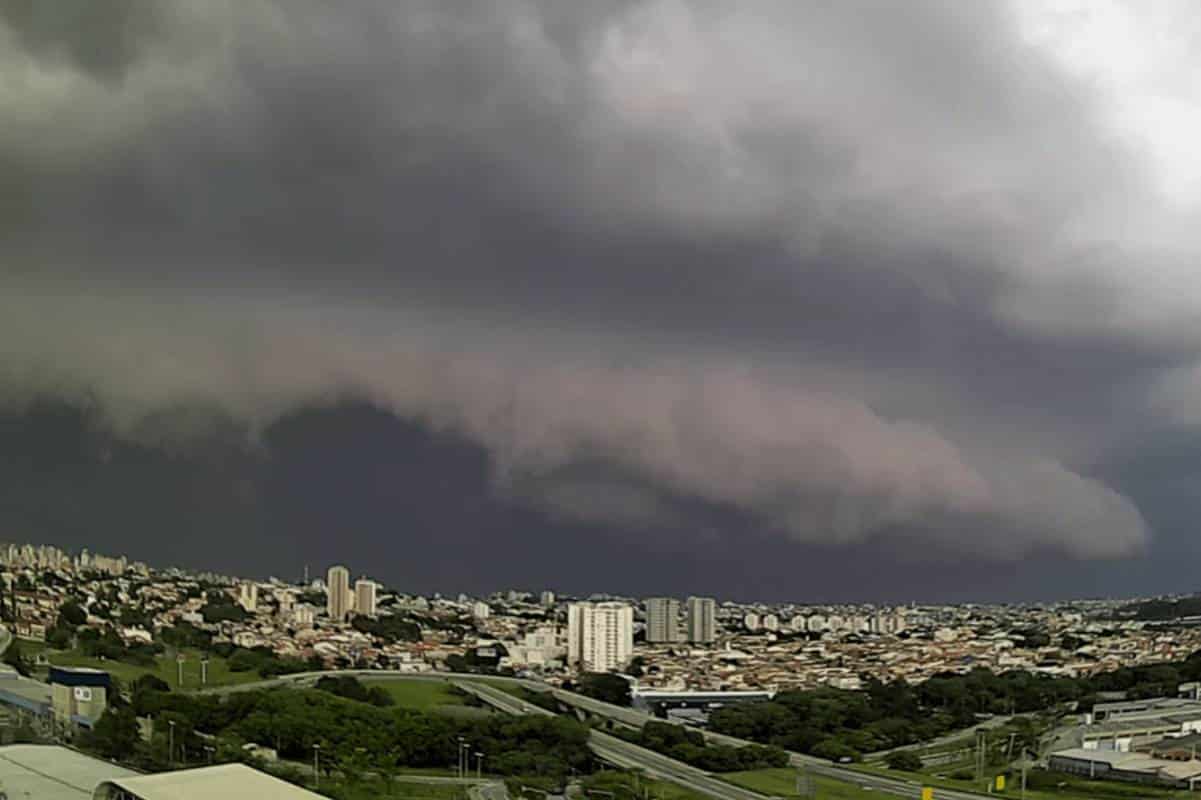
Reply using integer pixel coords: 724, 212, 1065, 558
0, 744, 137, 800
98, 764, 325, 800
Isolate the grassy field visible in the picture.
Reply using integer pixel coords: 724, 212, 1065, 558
17, 640, 265, 691
363, 678, 470, 710
721, 768, 905, 800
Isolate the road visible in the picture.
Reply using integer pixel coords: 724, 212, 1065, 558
197, 669, 998, 799
864, 714, 1020, 761
456, 681, 769, 800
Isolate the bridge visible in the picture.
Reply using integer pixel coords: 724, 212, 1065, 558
197, 669, 995, 799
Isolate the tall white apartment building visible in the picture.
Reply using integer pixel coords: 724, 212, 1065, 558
567, 602, 633, 672
355, 578, 377, 618
326, 565, 352, 622
686, 596, 717, 644
645, 597, 682, 643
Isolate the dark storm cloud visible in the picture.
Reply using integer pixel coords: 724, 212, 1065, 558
0, 0, 163, 80
5, 0, 1199, 570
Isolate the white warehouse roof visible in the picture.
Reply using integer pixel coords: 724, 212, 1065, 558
94, 763, 325, 800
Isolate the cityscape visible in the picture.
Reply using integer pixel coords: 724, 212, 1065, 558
7, 539, 1201, 798
7, 1, 1201, 799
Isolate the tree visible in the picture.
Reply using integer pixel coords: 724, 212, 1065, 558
201, 600, 248, 624
576, 673, 632, 707
625, 656, 647, 678
134, 674, 171, 693
46, 624, 73, 649
885, 751, 924, 772
92, 706, 141, 759
59, 600, 88, 626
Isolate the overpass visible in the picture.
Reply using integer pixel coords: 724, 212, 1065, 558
454, 680, 773, 800
197, 670, 995, 799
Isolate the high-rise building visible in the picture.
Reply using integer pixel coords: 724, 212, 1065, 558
473, 601, 492, 620
236, 582, 258, 612
686, 596, 717, 644
354, 578, 377, 618
567, 602, 633, 672
326, 565, 352, 622
762, 613, 780, 632
540, 591, 556, 607
645, 597, 682, 643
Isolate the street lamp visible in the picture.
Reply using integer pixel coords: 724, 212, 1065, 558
313, 743, 321, 788
167, 721, 176, 766
457, 737, 467, 779
204, 745, 215, 764
475, 752, 484, 780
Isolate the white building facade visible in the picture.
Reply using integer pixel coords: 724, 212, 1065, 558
326, 565, 352, 621
567, 602, 633, 672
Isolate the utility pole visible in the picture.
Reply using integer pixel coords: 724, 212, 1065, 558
476, 752, 485, 780
201, 658, 209, 686
168, 720, 176, 766
313, 743, 321, 788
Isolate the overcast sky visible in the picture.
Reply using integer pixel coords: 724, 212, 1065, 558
4, 1, 1201, 601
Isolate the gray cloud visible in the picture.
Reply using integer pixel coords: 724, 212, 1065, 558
3, 0, 1189, 562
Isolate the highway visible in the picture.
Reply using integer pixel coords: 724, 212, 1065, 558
196, 669, 996, 799
456, 681, 770, 800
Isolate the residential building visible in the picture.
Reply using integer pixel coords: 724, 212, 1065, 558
646, 597, 682, 643
355, 579, 377, 618
567, 601, 633, 672
686, 596, 717, 644
326, 565, 352, 622
237, 582, 258, 612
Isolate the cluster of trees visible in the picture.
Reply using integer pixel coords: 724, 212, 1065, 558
568, 673, 632, 707
884, 750, 924, 772
200, 598, 249, 624
314, 675, 395, 707
1121, 597, 1201, 621
100, 683, 593, 779
620, 721, 789, 772
77, 627, 163, 666
159, 621, 213, 650
445, 643, 509, 674
223, 645, 312, 678
44, 600, 87, 648
350, 614, 421, 643
710, 651, 1201, 761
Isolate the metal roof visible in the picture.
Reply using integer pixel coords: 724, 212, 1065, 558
97, 764, 326, 800
0, 744, 137, 800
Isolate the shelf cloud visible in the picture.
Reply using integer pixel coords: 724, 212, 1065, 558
7, 0, 1201, 569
